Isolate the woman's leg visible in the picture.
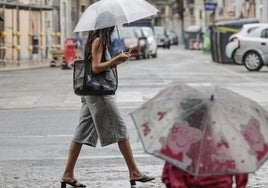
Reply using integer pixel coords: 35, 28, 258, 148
118, 139, 143, 179
62, 141, 82, 180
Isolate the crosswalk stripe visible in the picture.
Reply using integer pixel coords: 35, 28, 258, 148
6, 95, 40, 108
2, 84, 268, 110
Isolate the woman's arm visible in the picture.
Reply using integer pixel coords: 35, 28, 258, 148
91, 37, 130, 74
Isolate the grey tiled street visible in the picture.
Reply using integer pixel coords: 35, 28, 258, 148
0, 46, 268, 187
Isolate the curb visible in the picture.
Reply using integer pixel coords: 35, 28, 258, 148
0, 62, 56, 72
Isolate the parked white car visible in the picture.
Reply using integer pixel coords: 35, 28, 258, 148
141, 27, 158, 58
234, 24, 268, 71
225, 23, 266, 64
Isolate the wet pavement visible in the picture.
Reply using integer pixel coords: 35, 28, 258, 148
0, 156, 165, 188
1, 46, 268, 187
1, 157, 267, 187
0, 60, 51, 72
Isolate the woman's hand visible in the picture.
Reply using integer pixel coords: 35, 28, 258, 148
114, 51, 131, 65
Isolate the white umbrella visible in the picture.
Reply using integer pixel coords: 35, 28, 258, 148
74, 0, 158, 32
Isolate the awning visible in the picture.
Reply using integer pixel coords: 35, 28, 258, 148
0, 2, 53, 11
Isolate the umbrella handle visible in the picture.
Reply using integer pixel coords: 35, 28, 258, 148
116, 26, 121, 40
210, 94, 214, 101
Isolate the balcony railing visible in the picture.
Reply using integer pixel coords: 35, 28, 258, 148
0, 0, 53, 10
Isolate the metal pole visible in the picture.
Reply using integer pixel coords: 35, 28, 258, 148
29, 7, 33, 60
16, 5, 20, 62
40, 9, 43, 62
45, 11, 48, 59
11, 9, 14, 61
1, 4, 6, 65
57, 0, 61, 46
177, 0, 184, 44
204, 0, 207, 29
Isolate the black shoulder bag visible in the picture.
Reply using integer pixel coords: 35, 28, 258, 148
73, 49, 118, 96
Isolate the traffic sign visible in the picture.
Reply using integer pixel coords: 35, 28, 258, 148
205, 2, 217, 11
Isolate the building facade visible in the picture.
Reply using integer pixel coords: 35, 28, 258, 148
0, 0, 93, 62
150, 0, 267, 44
182, 0, 267, 31
0, 0, 267, 62
0, 0, 53, 61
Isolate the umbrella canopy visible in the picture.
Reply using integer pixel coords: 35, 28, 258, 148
130, 84, 268, 176
74, 0, 158, 32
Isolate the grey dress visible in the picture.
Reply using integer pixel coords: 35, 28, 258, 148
72, 49, 129, 147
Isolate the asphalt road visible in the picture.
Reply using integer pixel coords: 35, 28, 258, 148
0, 45, 268, 187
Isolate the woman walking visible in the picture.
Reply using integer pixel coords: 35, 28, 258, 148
61, 26, 155, 187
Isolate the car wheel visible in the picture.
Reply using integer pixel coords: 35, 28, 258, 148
146, 52, 150, 59
143, 53, 149, 59
243, 51, 263, 71
145, 49, 150, 59
142, 52, 146, 59
136, 56, 140, 60
152, 49, 157, 58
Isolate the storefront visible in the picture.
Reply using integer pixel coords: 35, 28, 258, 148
0, 2, 53, 62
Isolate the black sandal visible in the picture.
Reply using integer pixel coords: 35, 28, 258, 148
130, 174, 155, 187
61, 179, 86, 187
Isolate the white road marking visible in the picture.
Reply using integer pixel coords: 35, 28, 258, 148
6, 95, 40, 108
16, 134, 73, 138
115, 91, 143, 103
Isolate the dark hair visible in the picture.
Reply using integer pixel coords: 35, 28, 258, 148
84, 26, 115, 58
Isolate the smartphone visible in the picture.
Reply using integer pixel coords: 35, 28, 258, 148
128, 48, 133, 53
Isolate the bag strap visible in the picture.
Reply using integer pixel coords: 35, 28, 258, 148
105, 49, 118, 89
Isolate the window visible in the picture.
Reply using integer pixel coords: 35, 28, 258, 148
261, 29, 268, 38
247, 27, 258, 34
45, 0, 50, 5
187, 0, 194, 4
199, 10, 202, 19
81, 5, 86, 12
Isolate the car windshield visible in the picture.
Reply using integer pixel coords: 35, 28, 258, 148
142, 27, 154, 37
237, 26, 260, 36
261, 29, 268, 38
247, 27, 258, 33
167, 31, 175, 37
154, 27, 165, 35
186, 25, 201, 32
133, 29, 143, 38
247, 27, 268, 38
118, 28, 136, 39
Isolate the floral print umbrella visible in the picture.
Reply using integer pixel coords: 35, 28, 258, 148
130, 84, 268, 176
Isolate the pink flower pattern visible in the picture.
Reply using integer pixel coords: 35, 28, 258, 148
242, 118, 268, 161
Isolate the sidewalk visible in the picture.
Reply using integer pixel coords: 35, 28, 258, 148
0, 59, 52, 72
0, 155, 165, 187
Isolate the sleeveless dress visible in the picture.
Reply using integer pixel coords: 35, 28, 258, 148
72, 48, 129, 147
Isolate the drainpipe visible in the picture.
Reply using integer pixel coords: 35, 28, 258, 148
16, 5, 20, 62
40, 9, 43, 62
11, 8, 14, 61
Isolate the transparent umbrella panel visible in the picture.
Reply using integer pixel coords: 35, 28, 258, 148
74, 0, 158, 32
131, 84, 268, 176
